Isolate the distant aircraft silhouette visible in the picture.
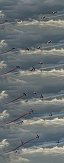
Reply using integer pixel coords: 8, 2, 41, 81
36, 134, 39, 139
26, 48, 29, 51
47, 40, 52, 44
30, 66, 35, 71
12, 47, 15, 50
33, 91, 37, 95
56, 140, 59, 144
37, 46, 40, 49
49, 113, 52, 116
23, 92, 27, 96
5, 19, 8, 22
29, 109, 34, 114
39, 61, 43, 64
43, 16, 45, 19
16, 66, 21, 69
40, 94, 43, 99
52, 11, 57, 14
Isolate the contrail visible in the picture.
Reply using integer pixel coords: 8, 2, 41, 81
0, 48, 15, 55
6, 135, 39, 153
6, 93, 26, 105
0, 66, 20, 77
6, 110, 33, 125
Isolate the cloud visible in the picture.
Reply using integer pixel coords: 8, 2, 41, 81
0, 0, 64, 20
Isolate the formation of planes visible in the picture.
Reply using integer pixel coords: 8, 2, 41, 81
0, 9, 62, 155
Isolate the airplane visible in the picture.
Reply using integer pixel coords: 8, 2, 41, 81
31, 109, 34, 113
12, 47, 15, 50
23, 92, 27, 96
15, 150, 18, 153
43, 16, 46, 19
40, 94, 44, 99
52, 11, 57, 14
30, 66, 35, 71
39, 61, 43, 64
16, 66, 21, 69
37, 46, 40, 49
26, 48, 29, 51
5, 19, 8, 22
29, 109, 34, 115
36, 135, 39, 139
56, 140, 59, 144
47, 40, 52, 44
49, 113, 52, 116
15, 120, 23, 125
33, 91, 37, 94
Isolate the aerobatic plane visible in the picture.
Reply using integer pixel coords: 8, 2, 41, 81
47, 40, 52, 44
30, 66, 35, 71
26, 48, 29, 51
39, 61, 43, 64
40, 94, 44, 99
52, 11, 57, 14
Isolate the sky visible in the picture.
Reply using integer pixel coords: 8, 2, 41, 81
0, 0, 64, 163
